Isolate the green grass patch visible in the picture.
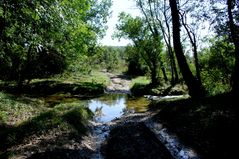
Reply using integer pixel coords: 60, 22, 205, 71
130, 76, 187, 96
0, 92, 46, 124
53, 70, 110, 86
130, 76, 150, 88
0, 98, 93, 153
0, 91, 94, 159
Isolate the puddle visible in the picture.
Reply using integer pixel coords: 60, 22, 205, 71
41, 93, 199, 159
87, 94, 150, 122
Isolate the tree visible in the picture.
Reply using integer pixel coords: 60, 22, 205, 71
124, 45, 148, 76
169, 0, 205, 98
115, 13, 164, 85
0, 0, 112, 84
208, 0, 239, 96
227, 0, 239, 96
179, 2, 203, 86
137, 0, 177, 84
0, 0, 69, 84
200, 37, 234, 94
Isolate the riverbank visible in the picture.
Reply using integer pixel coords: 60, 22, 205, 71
0, 77, 105, 159
1, 72, 237, 159
150, 93, 238, 159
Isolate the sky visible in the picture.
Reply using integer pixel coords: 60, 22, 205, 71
99, 0, 141, 46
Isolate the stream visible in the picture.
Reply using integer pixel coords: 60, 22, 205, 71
87, 94, 150, 122
84, 93, 199, 159
86, 93, 150, 159
81, 72, 199, 159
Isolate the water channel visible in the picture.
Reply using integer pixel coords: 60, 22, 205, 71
87, 94, 150, 122
44, 93, 199, 159
86, 93, 199, 159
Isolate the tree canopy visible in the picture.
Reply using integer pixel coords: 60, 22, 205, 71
0, 0, 112, 84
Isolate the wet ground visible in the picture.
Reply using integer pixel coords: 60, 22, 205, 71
2, 73, 200, 159
101, 122, 173, 159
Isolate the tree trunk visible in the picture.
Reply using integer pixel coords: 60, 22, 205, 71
192, 39, 202, 85
169, 0, 204, 98
181, 17, 202, 86
160, 62, 168, 82
160, 0, 178, 84
151, 64, 160, 86
227, 0, 239, 97
169, 46, 178, 84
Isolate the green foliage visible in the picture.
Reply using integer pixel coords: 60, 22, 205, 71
91, 46, 126, 72
131, 76, 150, 88
0, 0, 112, 83
125, 45, 148, 76
85, 0, 112, 39
200, 37, 235, 95
0, 80, 105, 97
115, 12, 164, 85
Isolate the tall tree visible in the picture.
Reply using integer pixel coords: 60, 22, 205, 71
160, 0, 179, 84
227, 0, 239, 96
180, 10, 202, 86
115, 13, 164, 85
137, 0, 168, 82
169, 0, 204, 98
137, 0, 179, 84
208, 0, 239, 96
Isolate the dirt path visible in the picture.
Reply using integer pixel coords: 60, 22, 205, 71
105, 73, 132, 94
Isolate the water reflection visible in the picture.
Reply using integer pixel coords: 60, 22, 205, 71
87, 94, 150, 122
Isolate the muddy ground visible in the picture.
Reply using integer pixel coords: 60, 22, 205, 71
0, 73, 193, 159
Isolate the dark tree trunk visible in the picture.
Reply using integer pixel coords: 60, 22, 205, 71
163, 0, 178, 84
192, 39, 202, 85
227, 0, 239, 97
169, 0, 204, 98
181, 17, 202, 86
159, 20, 178, 84
151, 64, 160, 86
161, 63, 168, 82
168, 46, 178, 84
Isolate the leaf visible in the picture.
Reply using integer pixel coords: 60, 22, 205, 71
0, 7, 3, 16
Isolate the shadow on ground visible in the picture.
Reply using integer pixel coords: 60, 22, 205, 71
0, 106, 93, 159
27, 148, 94, 159
0, 80, 105, 97
150, 93, 239, 159
101, 122, 173, 159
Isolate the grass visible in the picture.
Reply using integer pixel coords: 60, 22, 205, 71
0, 69, 110, 158
130, 76, 187, 96
150, 93, 238, 159
130, 76, 150, 88
0, 91, 93, 158
0, 92, 47, 124
53, 70, 110, 86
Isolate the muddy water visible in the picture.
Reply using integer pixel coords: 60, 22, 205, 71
42, 94, 200, 159
87, 94, 150, 122
86, 94, 150, 159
